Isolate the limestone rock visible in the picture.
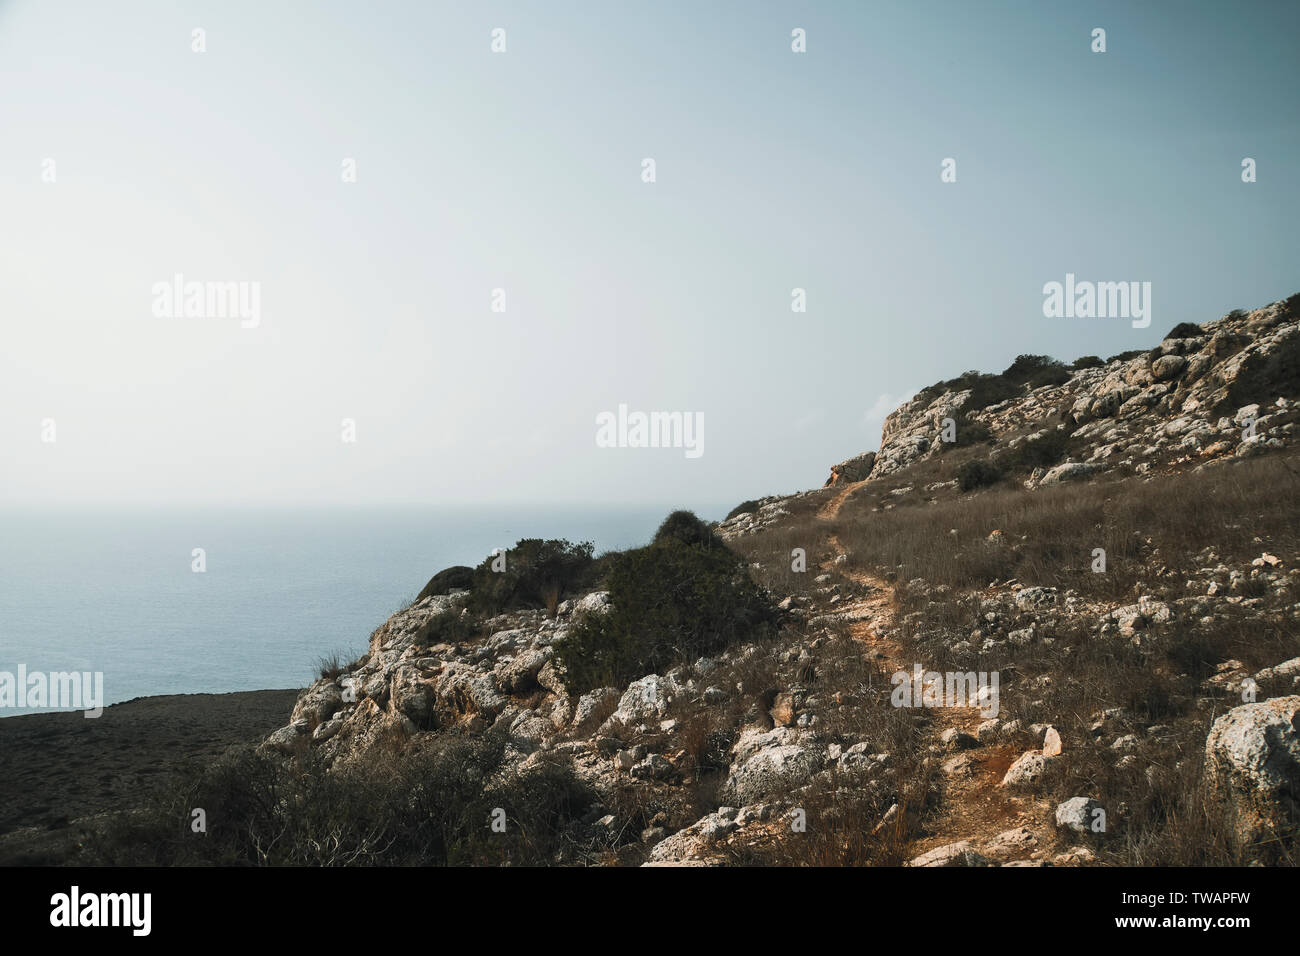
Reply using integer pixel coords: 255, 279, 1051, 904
1204, 696, 1300, 850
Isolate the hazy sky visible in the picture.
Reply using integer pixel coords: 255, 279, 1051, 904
2, 0, 1297, 510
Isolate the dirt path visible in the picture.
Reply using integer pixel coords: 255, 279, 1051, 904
816, 481, 1048, 863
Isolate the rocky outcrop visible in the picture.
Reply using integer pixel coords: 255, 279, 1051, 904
722, 727, 823, 804
825, 451, 876, 486
715, 491, 821, 541
826, 297, 1299, 488
1204, 696, 1300, 851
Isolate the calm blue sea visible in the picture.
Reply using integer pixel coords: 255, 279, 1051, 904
0, 505, 709, 716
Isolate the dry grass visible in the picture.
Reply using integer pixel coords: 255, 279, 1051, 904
725, 446, 1300, 866
830, 451, 1300, 603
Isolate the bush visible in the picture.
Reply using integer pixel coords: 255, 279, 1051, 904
413, 608, 476, 648
89, 731, 598, 866
654, 509, 728, 550
962, 372, 1020, 411
1164, 322, 1203, 340
726, 500, 762, 521
1000, 428, 1072, 473
1002, 354, 1068, 389
417, 565, 474, 601
913, 354, 1071, 416
957, 458, 1003, 492
554, 512, 777, 692
950, 415, 993, 447
317, 653, 347, 680
469, 538, 595, 614
1106, 349, 1146, 364
1071, 355, 1104, 370
1026, 365, 1071, 388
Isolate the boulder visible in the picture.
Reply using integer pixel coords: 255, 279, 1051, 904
1002, 750, 1051, 786
389, 669, 436, 723
495, 647, 551, 694
1055, 796, 1104, 833
907, 841, 989, 867
574, 591, 612, 617
608, 674, 678, 726
435, 664, 506, 718
1039, 461, 1101, 486
826, 451, 876, 485
1042, 726, 1063, 757
1150, 354, 1187, 381
537, 659, 569, 696
1014, 587, 1057, 611
982, 827, 1040, 860
291, 679, 344, 725
724, 744, 822, 804
940, 728, 979, 750
263, 721, 311, 755
1204, 696, 1300, 850
572, 687, 620, 731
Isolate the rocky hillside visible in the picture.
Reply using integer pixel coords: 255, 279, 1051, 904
828, 295, 1299, 487
245, 294, 1300, 867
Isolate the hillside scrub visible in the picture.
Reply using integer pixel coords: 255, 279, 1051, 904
832, 451, 1300, 604
554, 511, 778, 692
468, 538, 600, 614
83, 730, 598, 866
915, 354, 1072, 415
726, 499, 762, 520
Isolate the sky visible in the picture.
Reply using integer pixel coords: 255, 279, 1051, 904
1, 0, 1297, 511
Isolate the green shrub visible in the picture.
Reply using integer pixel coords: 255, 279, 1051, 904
654, 509, 727, 550
1106, 349, 1146, 363
417, 565, 474, 601
1071, 355, 1104, 370
957, 458, 1003, 492
413, 608, 476, 647
914, 354, 1071, 416
950, 415, 992, 447
1026, 365, 1071, 388
1002, 354, 1067, 387
89, 731, 598, 866
726, 500, 762, 520
1164, 322, 1203, 339
554, 512, 777, 692
962, 372, 1020, 411
912, 369, 988, 410
469, 538, 595, 614
999, 429, 1071, 473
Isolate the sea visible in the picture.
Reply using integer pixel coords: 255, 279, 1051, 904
0, 504, 717, 716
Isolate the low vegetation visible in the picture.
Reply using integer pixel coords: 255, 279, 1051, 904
468, 538, 601, 614
554, 511, 778, 692
726, 499, 762, 520
86, 730, 597, 866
